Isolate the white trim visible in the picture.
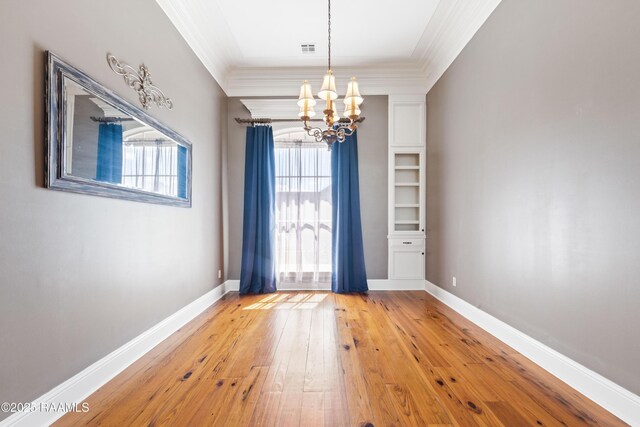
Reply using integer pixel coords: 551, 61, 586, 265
225, 279, 240, 292
240, 99, 299, 119
0, 282, 236, 427
424, 280, 640, 426
226, 65, 429, 97
367, 279, 425, 291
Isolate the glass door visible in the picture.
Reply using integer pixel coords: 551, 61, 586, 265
274, 130, 332, 286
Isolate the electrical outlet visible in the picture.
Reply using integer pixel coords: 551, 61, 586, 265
218, 270, 222, 279
452, 276, 457, 287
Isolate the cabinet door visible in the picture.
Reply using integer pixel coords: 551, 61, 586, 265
389, 97, 425, 147
389, 247, 424, 280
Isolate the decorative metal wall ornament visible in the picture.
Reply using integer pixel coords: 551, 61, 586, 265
106, 53, 173, 110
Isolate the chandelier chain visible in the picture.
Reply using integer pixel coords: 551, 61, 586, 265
327, 0, 331, 71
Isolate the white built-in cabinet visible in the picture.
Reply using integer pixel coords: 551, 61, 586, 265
388, 95, 426, 282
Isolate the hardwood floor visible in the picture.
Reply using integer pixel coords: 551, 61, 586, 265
56, 291, 625, 426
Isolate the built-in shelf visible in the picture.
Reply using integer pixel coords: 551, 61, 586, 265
389, 95, 426, 280
392, 150, 422, 233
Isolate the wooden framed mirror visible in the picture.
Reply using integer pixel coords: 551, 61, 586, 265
45, 51, 192, 207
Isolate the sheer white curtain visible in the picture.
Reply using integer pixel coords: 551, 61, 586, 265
275, 131, 332, 285
122, 128, 179, 196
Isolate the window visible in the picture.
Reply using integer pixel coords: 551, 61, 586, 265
275, 129, 332, 285
122, 127, 180, 196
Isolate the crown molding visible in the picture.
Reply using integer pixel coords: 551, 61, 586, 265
414, 0, 502, 92
155, 0, 241, 92
156, 0, 502, 96
240, 99, 299, 119
227, 65, 429, 97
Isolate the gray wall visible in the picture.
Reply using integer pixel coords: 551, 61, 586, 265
426, 0, 640, 394
0, 0, 226, 417
225, 98, 248, 280
226, 96, 388, 280
357, 96, 389, 279
71, 95, 102, 179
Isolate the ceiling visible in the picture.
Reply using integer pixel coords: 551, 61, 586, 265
215, 0, 440, 68
155, 0, 502, 96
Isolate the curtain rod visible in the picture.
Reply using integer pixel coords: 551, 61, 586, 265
123, 138, 171, 143
90, 116, 135, 123
234, 117, 365, 125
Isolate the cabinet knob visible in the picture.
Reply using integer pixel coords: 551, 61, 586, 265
402, 241, 412, 245
422, 252, 424, 255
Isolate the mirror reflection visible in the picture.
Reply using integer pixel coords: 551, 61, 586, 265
63, 77, 188, 199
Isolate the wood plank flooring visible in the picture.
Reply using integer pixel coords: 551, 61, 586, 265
56, 291, 626, 426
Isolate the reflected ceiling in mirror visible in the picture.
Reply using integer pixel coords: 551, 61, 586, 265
46, 52, 192, 207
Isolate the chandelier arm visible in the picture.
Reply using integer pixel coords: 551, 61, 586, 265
341, 126, 356, 137
306, 127, 325, 143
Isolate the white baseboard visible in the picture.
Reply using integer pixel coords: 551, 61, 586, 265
225, 279, 240, 291
0, 282, 235, 427
227, 279, 423, 291
424, 280, 640, 426
367, 279, 425, 290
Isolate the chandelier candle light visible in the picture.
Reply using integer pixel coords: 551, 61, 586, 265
297, 0, 364, 150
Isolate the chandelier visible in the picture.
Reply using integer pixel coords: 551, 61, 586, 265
297, 0, 364, 150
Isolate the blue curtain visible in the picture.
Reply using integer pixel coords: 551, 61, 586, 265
331, 130, 368, 293
96, 123, 123, 184
177, 145, 188, 199
240, 126, 277, 294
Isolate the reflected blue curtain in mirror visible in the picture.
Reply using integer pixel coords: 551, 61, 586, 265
177, 145, 188, 199
331, 130, 368, 293
240, 125, 277, 294
96, 123, 123, 184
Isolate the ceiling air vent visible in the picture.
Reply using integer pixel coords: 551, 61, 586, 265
300, 44, 316, 54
